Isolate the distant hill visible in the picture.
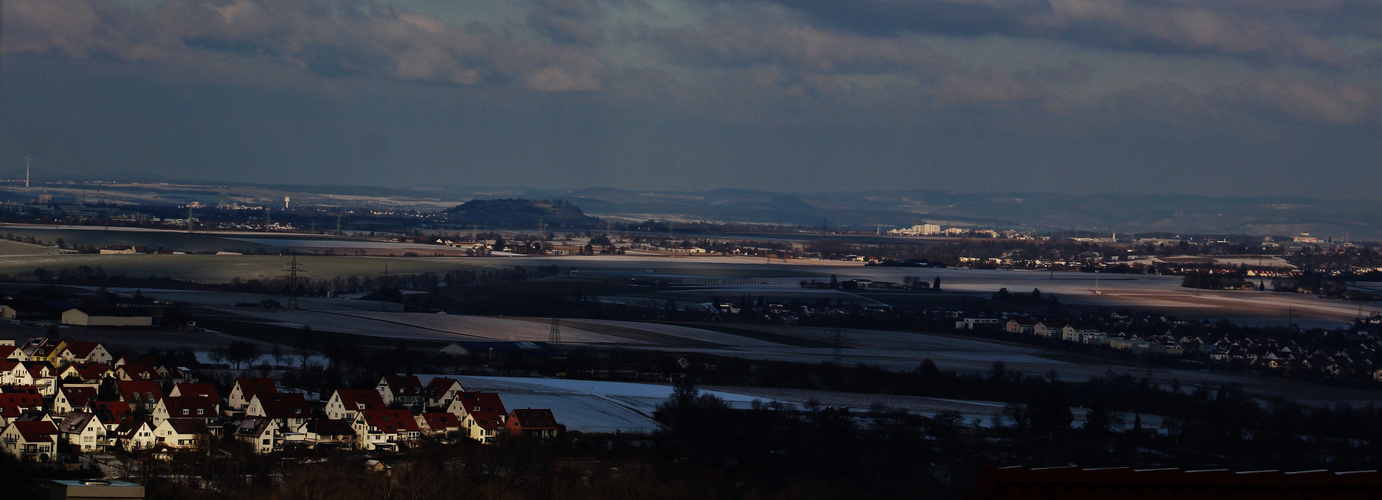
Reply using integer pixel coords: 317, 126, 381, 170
443, 198, 600, 227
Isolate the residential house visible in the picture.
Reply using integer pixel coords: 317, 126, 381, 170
168, 383, 220, 401
10, 361, 57, 396
298, 419, 355, 450
18, 338, 65, 364
504, 409, 558, 439
246, 393, 312, 430
376, 375, 425, 407
152, 396, 219, 427
448, 392, 506, 444
1061, 324, 1105, 343
325, 389, 386, 422
1005, 319, 1037, 335
416, 412, 463, 439
228, 378, 277, 412
117, 380, 164, 413
0, 389, 45, 426
424, 378, 464, 408
57, 363, 111, 384
152, 419, 210, 449
58, 341, 114, 366
1033, 322, 1057, 338
955, 318, 1003, 331
352, 409, 420, 451
53, 385, 99, 415
1, 420, 59, 461
234, 417, 281, 454
86, 401, 133, 432
112, 419, 156, 452
56, 412, 107, 453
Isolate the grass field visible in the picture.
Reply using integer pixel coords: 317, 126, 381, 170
0, 254, 491, 283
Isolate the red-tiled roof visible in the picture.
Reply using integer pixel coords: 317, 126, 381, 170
334, 389, 385, 410
59, 386, 99, 408
455, 392, 506, 415
163, 419, 209, 435
359, 409, 420, 433
118, 380, 163, 403
419, 412, 462, 431
507, 409, 558, 430
170, 383, 220, 401
234, 378, 278, 400
88, 401, 133, 425
68, 362, 111, 380
381, 375, 424, 398
11, 420, 58, 442
425, 378, 462, 399
253, 393, 311, 419
62, 341, 103, 359
0, 392, 44, 417
161, 396, 218, 418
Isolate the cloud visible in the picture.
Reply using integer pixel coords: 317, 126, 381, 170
703, 0, 1358, 68
3, 0, 606, 91
1221, 79, 1378, 124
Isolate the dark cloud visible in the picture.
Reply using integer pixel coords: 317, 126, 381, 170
4, 0, 607, 91
702, 0, 1359, 68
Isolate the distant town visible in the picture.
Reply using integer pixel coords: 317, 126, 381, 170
0, 183, 1379, 499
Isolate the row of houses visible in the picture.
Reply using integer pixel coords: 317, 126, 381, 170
0, 338, 560, 462
957, 316, 1382, 379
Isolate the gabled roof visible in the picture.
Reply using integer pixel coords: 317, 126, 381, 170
454, 392, 506, 414
114, 418, 151, 439
160, 419, 209, 436
88, 401, 133, 425
118, 380, 164, 402
333, 389, 385, 410
56, 412, 99, 434
233, 378, 278, 399
169, 383, 220, 401
380, 375, 424, 398
160, 396, 218, 417
419, 412, 462, 430
66, 362, 111, 380
468, 411, 506, 430
22, 361, 54, 379
306, 418, 355, 437
0, 391, 45, 418
59, 386, 99, 408
424, 378, 463, 399
0, 346, 18, 359
61, 341, 105, 359
358, 409, 421, 433
508, 409, 558, 430
252, 393, 311, 419
235, 416, 277, 438
10, 420, 59, 442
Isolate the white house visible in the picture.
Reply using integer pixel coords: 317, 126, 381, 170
56, 412, 107, 453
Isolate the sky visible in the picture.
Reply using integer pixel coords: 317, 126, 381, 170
2, 0, 1380, 197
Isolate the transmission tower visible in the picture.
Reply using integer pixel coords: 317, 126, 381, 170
549, 317, 561, 345
283, 253, 305, 309
830, 327, 847, 364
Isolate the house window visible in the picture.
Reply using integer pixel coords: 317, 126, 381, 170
181, 409, 189, 415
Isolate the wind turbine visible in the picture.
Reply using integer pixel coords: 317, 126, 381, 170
22, 155, 32, 188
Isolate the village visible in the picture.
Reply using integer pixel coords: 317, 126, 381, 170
0, 334, 560, 463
